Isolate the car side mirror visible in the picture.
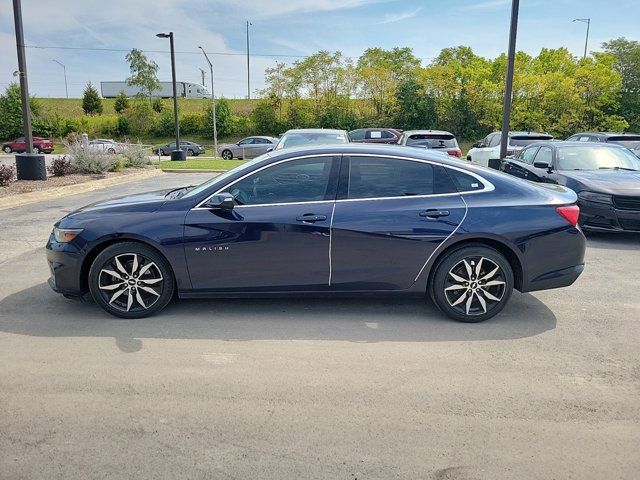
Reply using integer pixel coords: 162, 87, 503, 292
204, 193, 234, 210
266, 147, 274, 152
533, 161, 551, 170
472, 141, 485, 148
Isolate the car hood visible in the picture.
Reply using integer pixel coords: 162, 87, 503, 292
67, 188, 175, 216
560, 170, 640, 196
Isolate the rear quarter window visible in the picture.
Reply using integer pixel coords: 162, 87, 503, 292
446, 168, 485, 192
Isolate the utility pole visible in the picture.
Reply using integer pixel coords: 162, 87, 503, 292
199, 68, 206, 86
12, 0, 46, 180
156, 32, 185, 161
198, 46, 218, 158
573, 18, 591, 59
246, 21, 252, 99
53, 59, 68, 98
499, 0, 520, 162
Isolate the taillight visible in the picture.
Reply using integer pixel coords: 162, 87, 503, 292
448, 149, 462, 157
556, 205, 580, 227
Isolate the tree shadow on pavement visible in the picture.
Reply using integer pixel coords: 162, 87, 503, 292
0, 282, 557, 352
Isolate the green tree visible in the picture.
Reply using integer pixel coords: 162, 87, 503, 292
125, 49, 160, 102
201, 98, 232, 137
82, 82, 103, 115
602, 37, 640, 130
113, 91, 129, 114
152, 97, 164, 113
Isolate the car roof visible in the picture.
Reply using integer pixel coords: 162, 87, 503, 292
403, 129, 455, 136
489, 131, 552, 137
569, 132, 640, 137
284, 128, 347, 134
249, 135, 278, 139
530, 140, 629, 149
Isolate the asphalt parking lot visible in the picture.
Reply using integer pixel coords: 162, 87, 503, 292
1, 173, 639, 479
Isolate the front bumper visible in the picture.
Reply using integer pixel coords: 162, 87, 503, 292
46, 235, 85, 296
579, 200, 640, 232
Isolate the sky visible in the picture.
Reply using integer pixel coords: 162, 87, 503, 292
1, 0, 639, 99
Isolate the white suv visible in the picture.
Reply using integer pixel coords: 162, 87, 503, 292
467, 131, 553, 168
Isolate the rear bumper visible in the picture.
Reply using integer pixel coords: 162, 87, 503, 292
579, 200, 640, 232
523, 263, 584, 292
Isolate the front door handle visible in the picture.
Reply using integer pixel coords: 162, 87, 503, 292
420, 209, 450, 219
296, 213, 327, 223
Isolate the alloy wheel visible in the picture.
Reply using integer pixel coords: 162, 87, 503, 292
444, 256, 506, 316
97, 253, 163, 313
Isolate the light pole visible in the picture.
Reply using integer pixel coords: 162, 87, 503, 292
246, 20, 252, 99
198, 46, 218, 159
156, 32, 185, 161
573, 18, 591, 59
52, 59, 68, 98
499, 0, 520, 162
12, 0, 46, 180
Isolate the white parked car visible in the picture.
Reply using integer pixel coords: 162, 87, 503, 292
86, 139, 125, 154
466, 131, 553, 168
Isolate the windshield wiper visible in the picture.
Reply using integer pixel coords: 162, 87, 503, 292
598, 167, 639, 172
165, 185, 195, 199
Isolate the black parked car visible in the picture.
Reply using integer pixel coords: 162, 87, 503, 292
500, 141, 640, 232
566, 132, 640, 149
153, 141, 205, 156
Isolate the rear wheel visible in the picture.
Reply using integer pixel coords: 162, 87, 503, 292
159, 149, 165, 156
430, 245, 513, 323
3, 146, 12, 153
222, 149, 233, 160
187, 149, 194, 156
88, 242, 175, 319
107, 148, 116, 154
33, 146, 40, 154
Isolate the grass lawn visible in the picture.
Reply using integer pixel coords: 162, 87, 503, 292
158, 158, 246, 170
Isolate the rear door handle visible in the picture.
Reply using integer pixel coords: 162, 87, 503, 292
296, 213, 327, 223
420, 209, 450, 219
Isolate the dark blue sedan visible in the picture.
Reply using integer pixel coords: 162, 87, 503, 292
46, 144, 586, 323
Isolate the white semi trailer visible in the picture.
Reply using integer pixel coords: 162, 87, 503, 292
100, 81, 210, 98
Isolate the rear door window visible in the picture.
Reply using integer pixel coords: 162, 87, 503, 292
367, 130, 383, 139
347, 157, 436, 199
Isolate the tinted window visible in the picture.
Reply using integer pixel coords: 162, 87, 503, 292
446, 168, 485, 192
406, 134, 457, 149
228, 157, 336, 205
534, 146, 553, 165
275, 132, 348, 150
606, 136, 640, 148
349, 130, 365, 141
509, 135, 553, 146
556, 146, 640, 171
519, 146, 539, 163
347, 157, 436, 199
238, 138, 254, 145
381, 130, 396, 139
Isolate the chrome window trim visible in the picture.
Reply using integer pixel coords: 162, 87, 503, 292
192, 152, 494, 210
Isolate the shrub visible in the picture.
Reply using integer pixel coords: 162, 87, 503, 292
64, 138, 115, 174
0, 164, 16, 186
152, 97, 164, 113
123, 102, 153, 136
114, 91, 130, 114
180, 113, 204, 135
47, 155, 72, 176
120, 141, 148, 168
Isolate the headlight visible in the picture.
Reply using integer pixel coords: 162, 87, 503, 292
577, 191, 613, 205
53, 227, 83, 243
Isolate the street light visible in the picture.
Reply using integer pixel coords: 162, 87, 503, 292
246, 20, 252, 99
499, 0, 520, 162
52, 59, 68, 98
198, 46, 218, 159
573, 18, 591, 59
156, 32, 185, 161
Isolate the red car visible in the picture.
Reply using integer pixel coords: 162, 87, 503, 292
2, 136, 54, 154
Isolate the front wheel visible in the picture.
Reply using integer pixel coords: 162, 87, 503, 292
186, 149, 194, 156
33, 146, 40, 154
159, 149, 165, 156
88, 242, 175, 319
221, 149, 233, 160
430, 245, 513, 323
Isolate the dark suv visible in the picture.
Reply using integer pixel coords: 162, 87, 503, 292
566, 132, 640, 149
349, 128, 401, 144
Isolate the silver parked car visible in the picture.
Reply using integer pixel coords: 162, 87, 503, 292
86, 139, 125, 154
274, 129, 349, 151
218, 136, 279, 160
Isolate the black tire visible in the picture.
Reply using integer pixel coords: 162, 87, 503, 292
107, 148, 116, 154
159, 149, 165, 156
33, 146, 40, 154
222, 149, 233, 160
88, 242, 175, 319
187, 149, 194, 156
430, 244, 513, 323
3, 146, 12, 153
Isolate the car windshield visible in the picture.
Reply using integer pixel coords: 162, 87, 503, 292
556, 146, 640, 171
275, 132, 348, 150
406, 134, 457, 148
181, 154, 271, 199
509, 135, 553, 146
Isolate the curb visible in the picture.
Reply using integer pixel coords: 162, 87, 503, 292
0, 169, 162, 211
160, 169, 226, 173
